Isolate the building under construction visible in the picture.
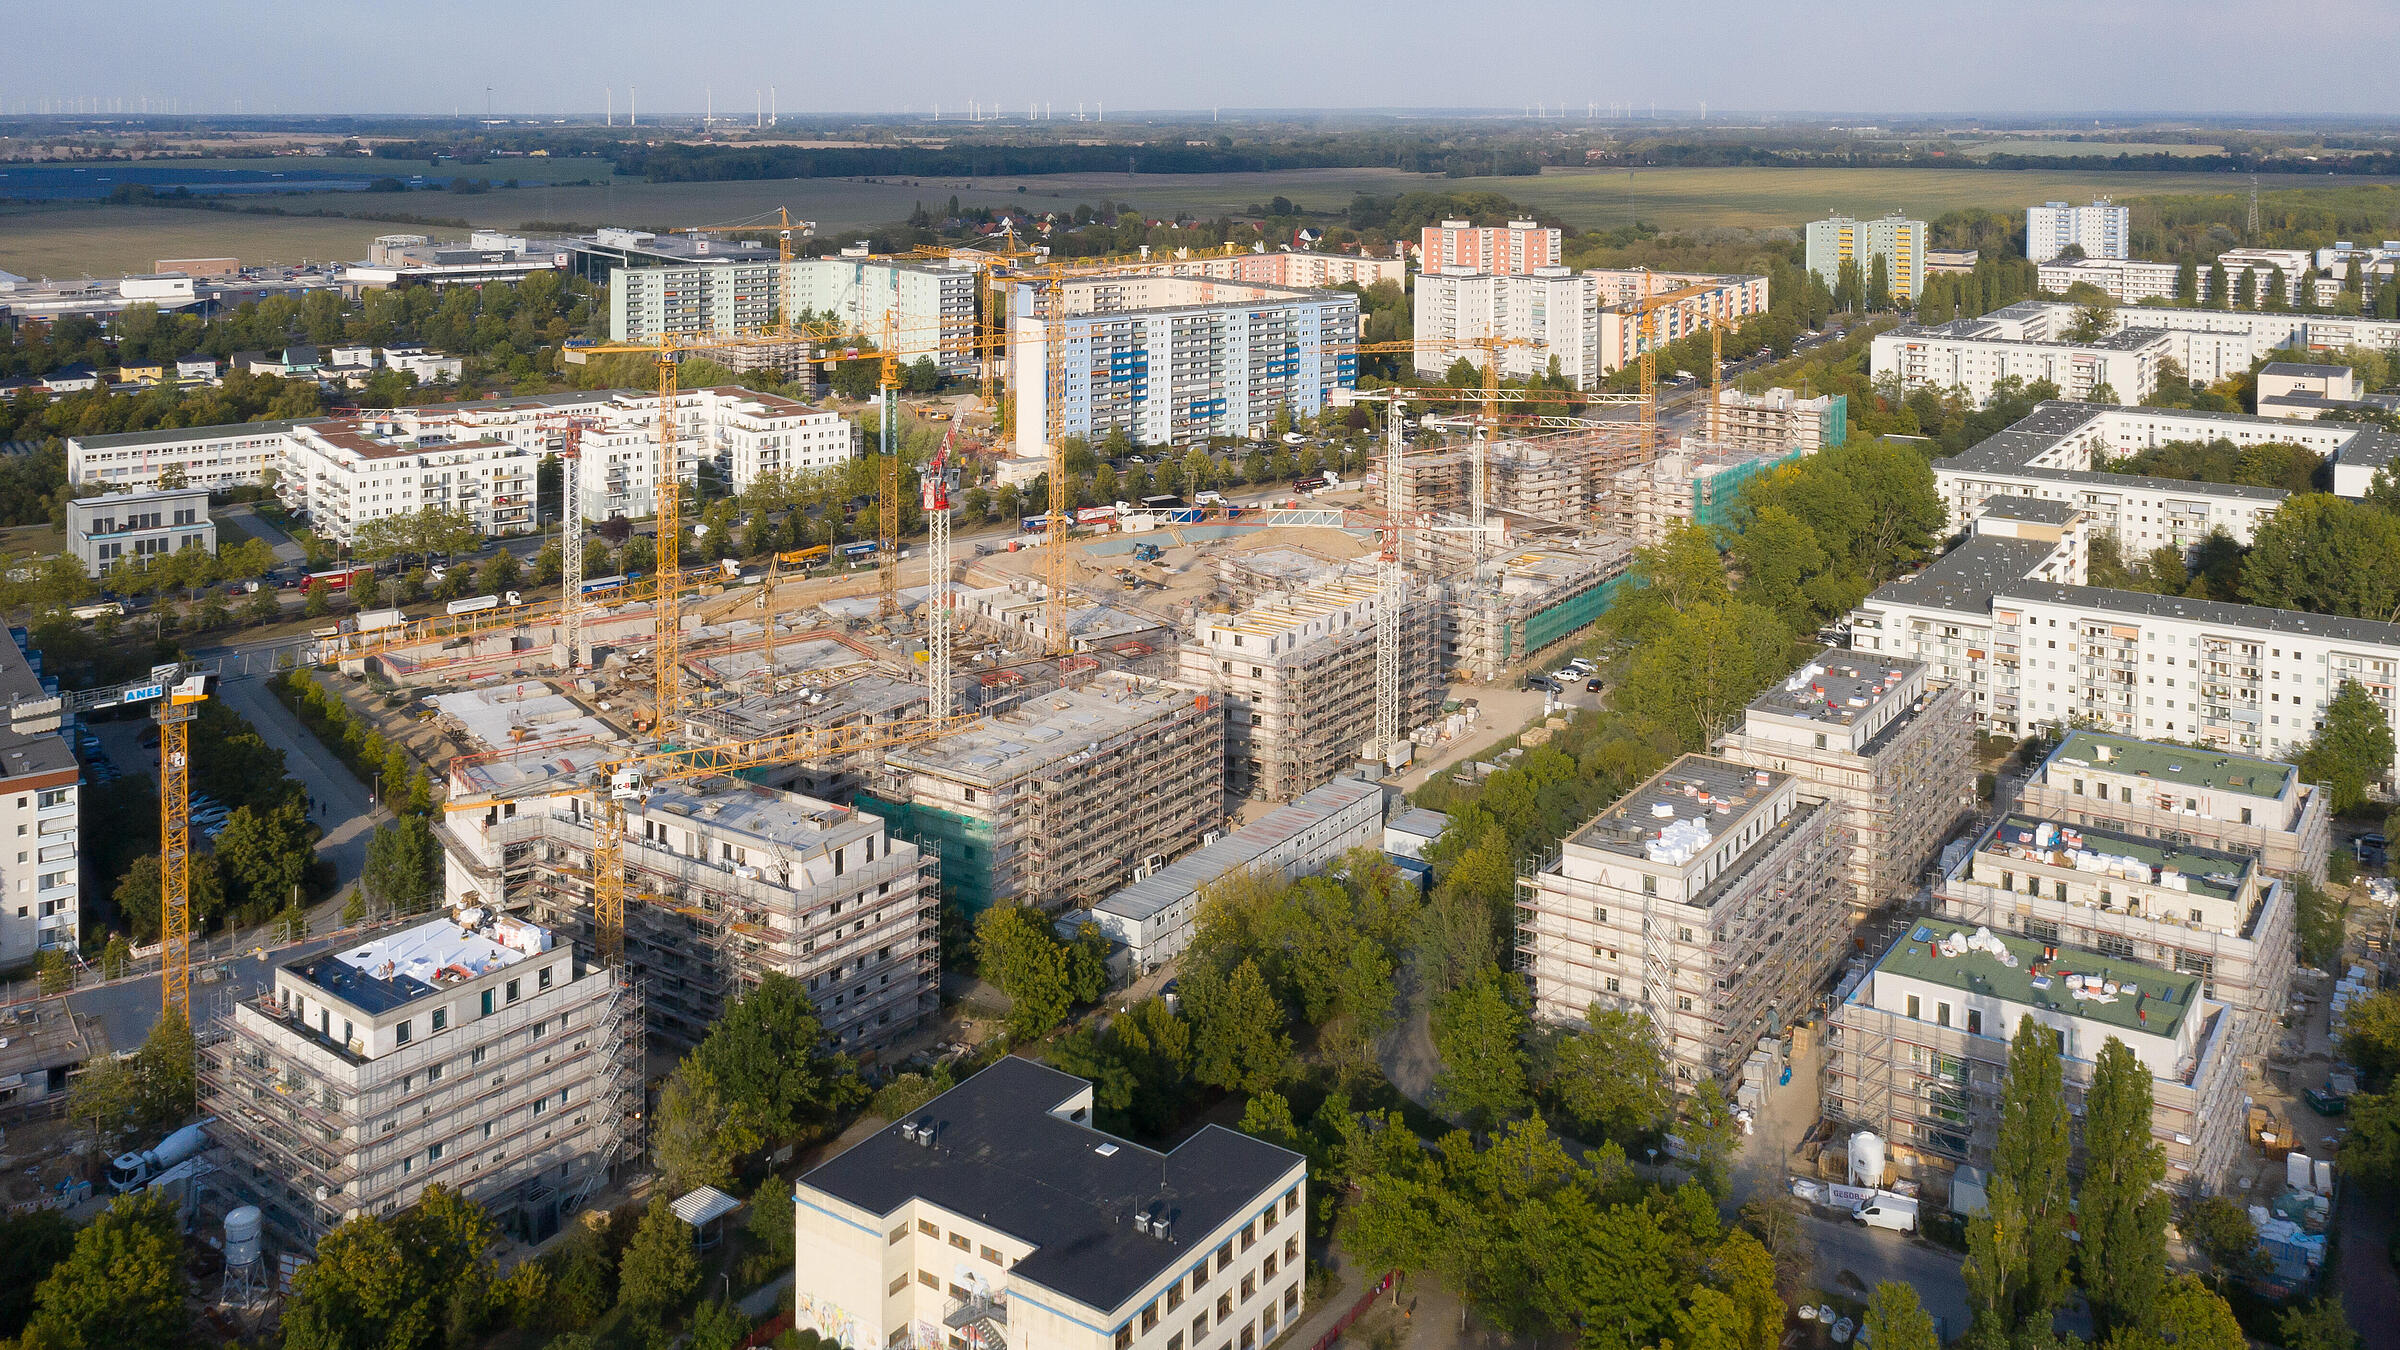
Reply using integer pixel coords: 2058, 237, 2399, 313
1604, 437, 1813, 546
1174, 574, 1442, 803
1445, 539, 1634, 679
433, 682, 940, 1053
1391, 431, 1636, 524
1516, 755, 1851, 1088
856, 672, 1224, 915
1712, 387, 1848, 456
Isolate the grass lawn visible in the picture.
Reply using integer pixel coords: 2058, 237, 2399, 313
0, 164, 2369, 278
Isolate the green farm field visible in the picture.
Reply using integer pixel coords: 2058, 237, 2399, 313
0, 163, 2355, 278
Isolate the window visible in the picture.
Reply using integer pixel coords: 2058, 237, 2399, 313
1966, 1009, 1983, 1036
431, 1009, 447, 1033
1216, 1242, 1233, 1272
1641, 875, 1656, 895
505, 979, 521, 1004
395, 1020, 413, 1045
890, 1275, 910, 1295
1143, 1302, 1160, 1332
471, 1046, 487, 1066
889, 1226, 907, 1246
1241, 1275, 1255, 1301
950, 1233, 971, 1251
1906, 994, 1920, 1020
1169, 1337, 1184, 1350
1193, 1314, 1208, 1341
480, 990, 494, 1017
920, 1220, 940, 1238
1283, 1289, 1299, 1316
1217, 1294, 1233, 1321
1263, 1253, 1277, 1279
1240, 1221, 1255, 1252
1937, 1002, 1951, 1028
1593, 906, 1608, 924
427, 1063, 443, 1083
920, 1271, 938, 1289
1115, 1327, 1133, 1350
1168, 1284, 1185, 1312
539, 964, 554, 991
981, 1244, 1001, 1263
1285, 1238, 1298, 1263
427, 1141, 445, 1162
1192, 1262, 1209, 1291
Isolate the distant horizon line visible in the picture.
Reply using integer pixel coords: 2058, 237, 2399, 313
6, 108, 2400, 126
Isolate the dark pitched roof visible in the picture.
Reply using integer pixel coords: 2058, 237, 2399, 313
800, 1056, 1302, 1316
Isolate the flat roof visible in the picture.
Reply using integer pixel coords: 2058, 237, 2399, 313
2045, 729, 2294, 798
640, 780, 869, 853
800, 1056, 1301, 1315
1877, 922, 2200, 1041
1982, 812, 2251, 907
289, 914, 548, 1015
1569, 755, 1813, 899
1747, 651, 1923, 726
1096, 777, 1384, 926
885, 676, 1204, 786
0, 634, 74, 783
2261, 362, 2350, 377
1976, 494, 2080, 524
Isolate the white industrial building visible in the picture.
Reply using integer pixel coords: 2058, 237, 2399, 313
65, 486, 213, 577
1082, 776, 1386, 970
2026, 200, 2130, 263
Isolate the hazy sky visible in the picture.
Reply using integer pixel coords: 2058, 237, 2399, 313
6, 0, 2393, 119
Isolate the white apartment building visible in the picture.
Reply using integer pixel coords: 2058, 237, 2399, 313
1418, 219, 1561, 274
277, 419, 538, 544
66, 486, 212, 577
1412, 267, 1600, 388
1849, 501, 2400, 767
2026, 200, 2131, 263
793, 1057, 1306, 1350
1592, 273, 1772, 375
1516, 756, 1851, 1087
1008, 277, 1358, 451
201, 912, 642, 1246
2213, 248, 2336, 307
1925, 401, 2324, 545
1804, 214, 1928, 302
1088, 251, 1407, 290
2016, 729, 2333, 883
1824, 923, 2245, 1195
0, 634, 79, 967
2037, 258, 2188, 305
65, 387, 852, 524
1872, 319, 2168, 405
67, 418, 311, 493
784, 258, 981, 375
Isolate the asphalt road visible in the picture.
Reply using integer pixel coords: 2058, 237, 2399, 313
212, 671, 383, 890
1802, 1214, 1970, 1338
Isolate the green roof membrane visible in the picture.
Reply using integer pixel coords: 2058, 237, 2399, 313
1880, 923, 2200, 1041
2046, 729, 2294, 799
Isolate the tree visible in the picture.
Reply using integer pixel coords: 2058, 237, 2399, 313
616, 1195, 700, 1321
2079, 1039, 2168, 1338
212, 796, 316, 915
1677, 1079, 1744, 1197
690, 971, 860, 1140
1865, 253, 1892, 312
285, 1186, 499, 1350
654, 1060, 759, 1194
0, 1210, 74, 1340
22, 1192, 185, 1350
2241, 495, 2400, 619
2180, 1194, 2264, 1289
303, 577, 332, 617
689, 1295, 754, 1350
745, 1175, 797, 1275
2065, 300, 2117, 343
1544, 1007, 1671, 1145
130, 1006, 197, 1131
477, 549, 521, 596
545, 1220, 616, 1329
976, 903, 1085, 1039
2297, 878, 2348, 970
1426, 969, 1529, 1130
2277, 1298, 2364, 1350
362, 813, 441, 914
1863, 1282, 1939, 1350
2104, 1274, 2245, 1350
2299, 680, 2397, 814
2342, 990, 2400, 1088
1962, 1172, 2028, 1342
1185, 956, 1290, 1094
1995, 1017, 2073, 1324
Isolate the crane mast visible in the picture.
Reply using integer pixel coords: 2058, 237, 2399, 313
1373, 398, 1407, 767
923, 427, 958, 722
652, 356, 685, 727
1041, 274, 1073, 655
158, 695, 195, 1019
558, 423, 586, 669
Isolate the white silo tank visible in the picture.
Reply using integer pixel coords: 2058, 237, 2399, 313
1847, 1131, 1886, 1188
224, 1206, 263, 1268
